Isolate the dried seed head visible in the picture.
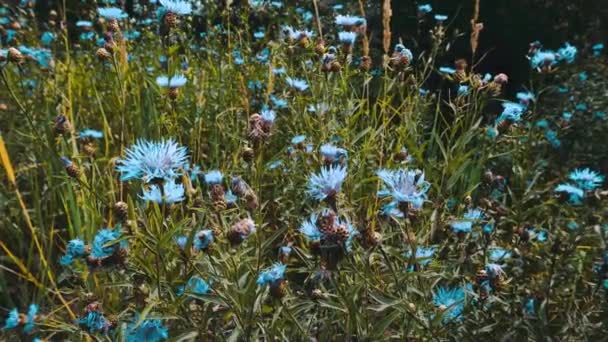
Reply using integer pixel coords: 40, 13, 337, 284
7, 47, 24, 63
54, 114, 72, 135
113, 201, 129, 222
359, 55, 372, 71
96, 47, 112, 61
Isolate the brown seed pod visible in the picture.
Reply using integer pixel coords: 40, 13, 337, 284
113, 201, 129, 222
96, 47, 112, 61
359, 55, 372, 71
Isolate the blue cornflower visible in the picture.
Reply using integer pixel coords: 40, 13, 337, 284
76, 20, 93, 28
60, 238, 86, 266
117, 139, 189, 183
592, 43, 604, 57
257, 263, 287, 287
76, 311, 112, 333
194, 229, 214, 251
177, 276, 210, 296
496, 101, 526, 124
291, 135, 307, 145
270, 95, 288, 109
253, 30, 265, 39
175, 235, 188, 250
23, 304, 38, 333
97, 7, 128, 20
307, 165, 347, 201
567, 221, 578, 230
338, 31, 357, 45
418, 4, 432, 13
335, 15, 366, 27
376, 168, 430, 217
432, 286, 466, 322
524, 298, 535, 315
17, 46, 53, 68
79, 129, 104, 139
272, 67, 287, 75
438, 66, 456, 74
320, 143, 347, 163
125, 317, 168, 342
140, 181, 185, 204
4, 308, 19, 329
595, 111, 606, 120
434, 14, 448, 22
536, 229, 548, 242
268, 160, 284, 170
516, 91, 535, 103
536, 119, 549, 129
91, 228, 121, 259
204, 170, 223, 185
545, 130, 561, 148
557, 42, 577, 64
578, 72, 588, 82
489, 248, 512, 262
530, 50, 557, 69
555, 183, 584, 205
159, 0, 192, 15
483, 222, 495, 234
486, 126, 498, 139
261, 108, 276, 124
562, 112, 573, 121
485, 263, 505, 279
284, 26, 313, 41
156, 74, 187, 88
285, 77, 309, 91
575, 103, 588, 111
451, 208, 484, 234
457, 84, 469, 96
568, 168, 604, 191
279, 246, 292, 255
308, 102, 331, 114
404, 246, 436, 266
299, 213, 323, 241
40, 31, 55, 46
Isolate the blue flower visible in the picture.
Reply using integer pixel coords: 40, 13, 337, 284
254, 30, 265, 39
524, 298, 535, 315
485, 263, 505, 279
555, 183, 584, 205
434, 14, 448, 22
125, 317, 168, 342
40, 31, 55, 46
117, 139, 189, 183
567, 221, 578, 230
299, 213, 323, 241
23, 304, 38, 333
257, 263, 287, 286
457, 84, 469, 96
60, 238, 86, 266
418, 4, 432, 13
320, 143, 347, 163
592, 43, 604, 57
439, 66, 456, 74
307, 165, 347, 201
76, 311, 111, 333
568, 168, 604, 191
545, 130, 561, 148
261, 108, 276, 124
451, 208, 484, 234
272, 67, 287, 75
79, 129, 104, 139
141, 181, 185, 204
194, 229, 214, 251
376, 168, 430, 217
486, 126, 498, 139
489, 248, 512, 262
496, 101, 526, 124
404, 246, 436, 266
516, 91, 535, 103
299, 212, 358, 251
284, 27, 313, 41
562, 111, 573, 121
578, 72, 588, 82
557, 42, 577, 64
159, 0, 192, 15
536, 119, 549, 129
432, 286, 466, 322
335, 15, 366, 27
285, 77, 309, 91
270, 95, 288, 109
177, 276, 210, 296
156, 74, 187, 88
291, 135, 307, 145
91, 228, 121, 259
204, 170, 223, 185
530, 50, 557, 69
338, 31, 357, 45
97, 7, 128, 20
76, 20, 93, 28
4, 308, 19, 329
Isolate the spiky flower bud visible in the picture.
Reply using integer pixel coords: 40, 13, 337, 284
54, 114, 72, 135
61, 157, 81, 178
113, 201, 128, 222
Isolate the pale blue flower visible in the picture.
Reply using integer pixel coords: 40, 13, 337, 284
194, 229, 214, 251
457, 85, 469, 96
76, 311, 111, 333
516, 91, 535, 103
177, 276, 210, 296
79, 129, 104, 139
159, 0, 192, 15
439, 66, 456, 74
418, 4, 432, 13
451, 208, 484, 233
204, 170, 223, 185
60, 238, 86, 266
489, 248, 512, 262
394, 44, 413, 61
338, 31, 357, 45
291, 135, 307, 145
568, 168, 604, 191
97, 7, 128, 20
496, 101, 526, 124
3, 309, 19, 329
557, 42, 577, 64
335, 14, 366, 27
555, 183, 584, 205
376, 168, 430, 216
592, 43, 604, 57
320, 143, 347, 163
285, 77, 309, 91
485, 263, 505, 278
257, 263, 286, 286
156, 74, 187, 88
299, 213, 323, 240
76, 20, 93, 27
125, 317, 168, 342
307, 165, 347, 201
432, 286, 466, 322
404, 246, 436, 266
116, 139, 189, 182
530, 50, 557, 69
40, 31, 55, 46
23, 304, 38, 333
545, 130, 561, 148
434, 14, 448, 22
141, 181, 185, 204
91, 228, 121, 259
261, 108, 276, 124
